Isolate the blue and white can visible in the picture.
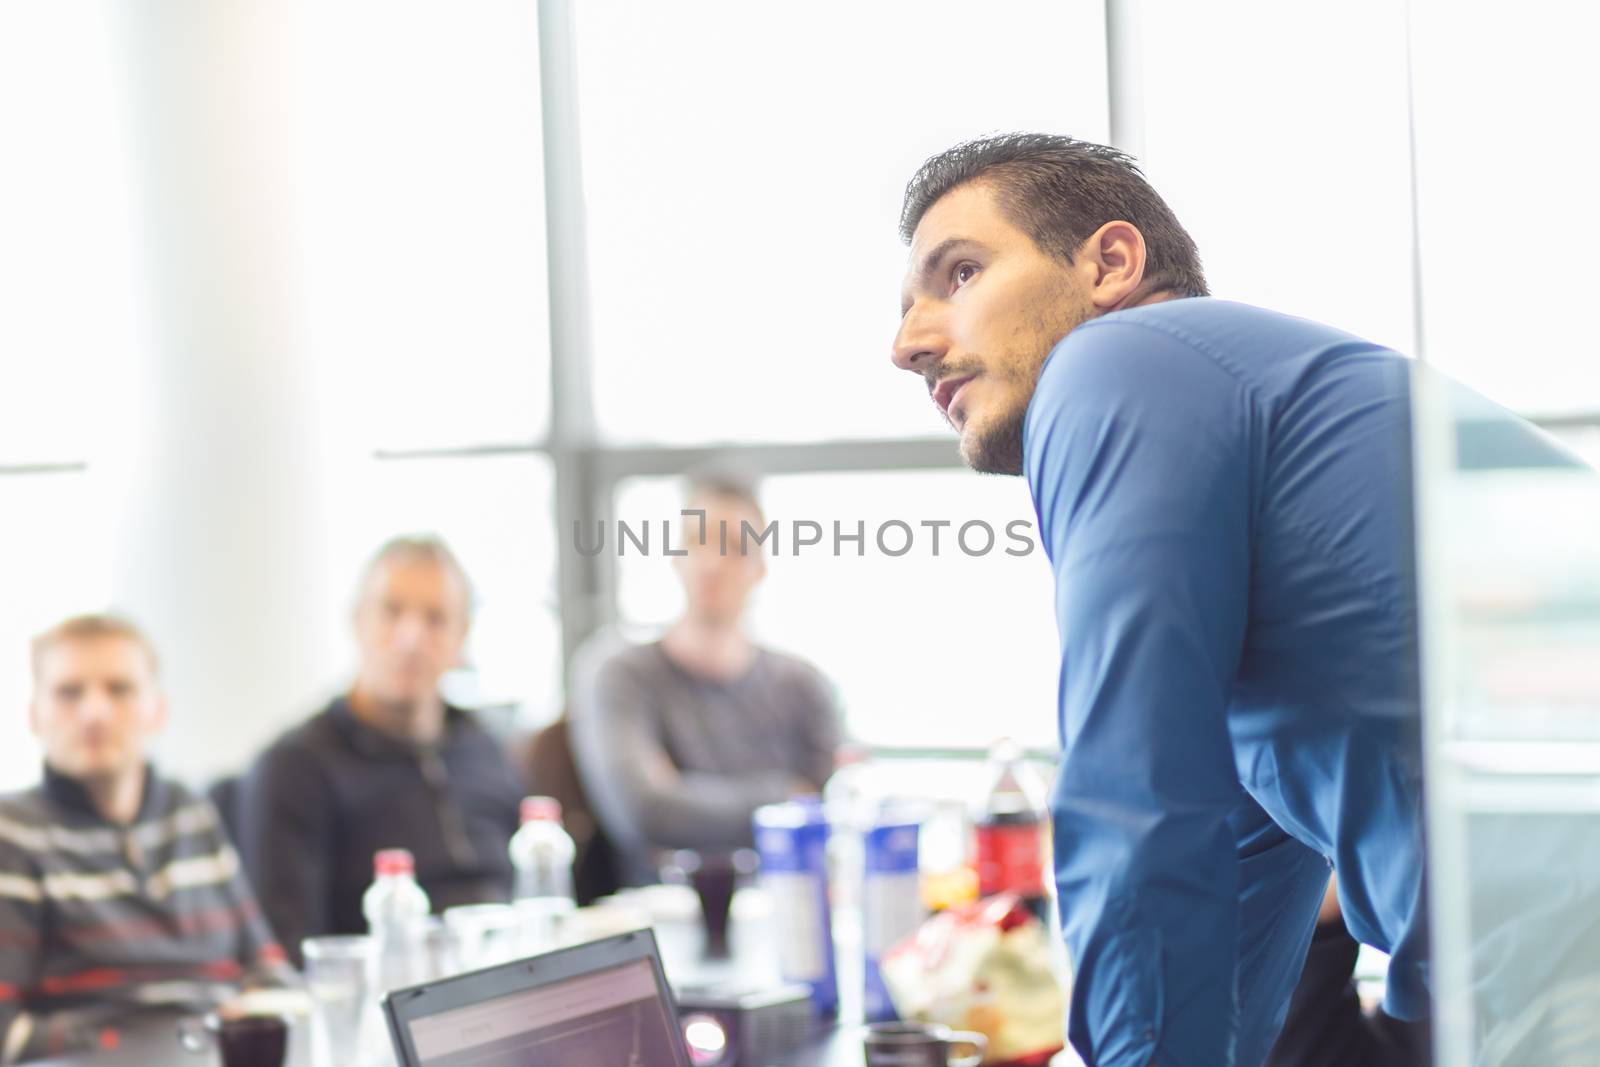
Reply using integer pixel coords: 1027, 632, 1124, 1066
863, 810, 925, 1022
753, 798, 837, 1017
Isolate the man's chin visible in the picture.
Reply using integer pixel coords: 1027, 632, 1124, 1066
59, 753, 137, 782
383, 684, 440, 708
958, 414, 1025, 476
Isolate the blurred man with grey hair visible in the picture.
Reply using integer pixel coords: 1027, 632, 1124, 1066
239, 536, 523, 964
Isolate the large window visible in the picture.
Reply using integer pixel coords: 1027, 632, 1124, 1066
5, 2, 1597, 789
575, 0, 1110, 445
294, 0, 553, 452
1410, 3, 1600, 417
0, 5, 144, 788
0, 474, 118, 787
294, 0, 562, 724
1135, 0, 1416, 353
1408, 5, 1600, 1057
614, 470, 1058, 748
0, 1, 563, 787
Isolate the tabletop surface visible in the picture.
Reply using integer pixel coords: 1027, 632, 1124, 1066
33, 1013, 861, 1067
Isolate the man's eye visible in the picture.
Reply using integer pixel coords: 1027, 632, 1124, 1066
953, 262, 978, 289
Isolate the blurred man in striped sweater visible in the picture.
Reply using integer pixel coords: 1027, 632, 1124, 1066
0, 615, 289, 1063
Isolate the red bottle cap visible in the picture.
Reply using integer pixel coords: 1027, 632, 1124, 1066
520, 796, 562, 824
373, 848, 415, 876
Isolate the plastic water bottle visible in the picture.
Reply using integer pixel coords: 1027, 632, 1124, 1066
362, 848, 432, 992
508, 796, 577, 952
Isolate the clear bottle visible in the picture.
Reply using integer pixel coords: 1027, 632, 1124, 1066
823, 743, 876, 917
822, 745, 873, 1017
973, 737, 1050, 923
361, 848, 432, 992
508, 796, 577, 952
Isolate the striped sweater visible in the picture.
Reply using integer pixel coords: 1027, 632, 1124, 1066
0, 765, 288, 1063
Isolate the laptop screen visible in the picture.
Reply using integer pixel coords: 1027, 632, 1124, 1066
405, 957, 684, 1066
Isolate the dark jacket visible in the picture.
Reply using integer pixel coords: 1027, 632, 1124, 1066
0, 765, 287, 1063
238, 698, 523, 965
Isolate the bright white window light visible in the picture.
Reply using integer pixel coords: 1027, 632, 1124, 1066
575, 0, 1110, 445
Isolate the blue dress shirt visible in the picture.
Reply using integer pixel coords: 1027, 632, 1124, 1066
1023, 299, 1428, 1067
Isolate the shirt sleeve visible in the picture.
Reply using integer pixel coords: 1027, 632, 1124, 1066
238, 742, 334, 968
192, 807, 294, 987
0, 840, 42, 1064
788, 660, 843, 791
1025, 319, 1258, 1067
568, 651, 795, 855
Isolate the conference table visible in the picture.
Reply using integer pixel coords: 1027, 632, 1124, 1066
34, 923, 867, 1067
35, 1014, 860, 1067
35, 894, 1074, 1066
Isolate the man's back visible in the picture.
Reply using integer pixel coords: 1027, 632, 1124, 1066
1025, 298, 1428, 1064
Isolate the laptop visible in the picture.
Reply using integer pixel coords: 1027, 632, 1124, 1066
383, 929, 694, 1067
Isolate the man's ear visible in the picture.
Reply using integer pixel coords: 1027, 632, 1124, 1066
1083, 220, 1150, 310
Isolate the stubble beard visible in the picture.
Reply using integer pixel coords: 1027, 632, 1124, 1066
961, 401, 1027, 475
961, 297, 1092, 476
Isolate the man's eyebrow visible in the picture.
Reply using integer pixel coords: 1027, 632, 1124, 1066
901, 237, 983, 314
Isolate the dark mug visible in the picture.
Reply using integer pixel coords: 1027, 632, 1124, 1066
662, 848, 757, 959
863, 1020, 987, 1067
178, 1012, 289, 1067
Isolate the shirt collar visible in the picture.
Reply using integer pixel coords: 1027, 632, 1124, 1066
41, 761, 166, 825
328, 695, 468, 760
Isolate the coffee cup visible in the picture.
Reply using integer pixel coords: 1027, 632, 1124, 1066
863, 1020, 987, 1067
177, 1011, 289, 1067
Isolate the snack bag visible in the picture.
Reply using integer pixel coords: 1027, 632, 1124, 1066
879, 894, 1066, 1066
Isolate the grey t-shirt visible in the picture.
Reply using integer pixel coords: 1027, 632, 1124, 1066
568, 637, 840, 883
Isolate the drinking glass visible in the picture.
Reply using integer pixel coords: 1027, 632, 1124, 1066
444, 903, 524, 972
302, 935, 378, 1067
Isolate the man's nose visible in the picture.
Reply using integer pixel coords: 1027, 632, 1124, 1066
392, 612, 430, 650
891, 303, 949, 373
78, 689, 115, 723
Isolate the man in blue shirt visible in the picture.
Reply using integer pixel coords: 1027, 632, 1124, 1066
891, 134, 1427, 1067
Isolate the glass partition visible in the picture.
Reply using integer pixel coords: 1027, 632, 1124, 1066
1413, 370, 1600, 1064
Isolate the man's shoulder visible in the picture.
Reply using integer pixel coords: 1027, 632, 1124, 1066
586, 637, 668, 688
250, 702, 348, 777
145, 769, 204, 810
598, 636, 662, 669
1097, 297, 1369, 348
0, 783, 54, 847
0, 782, 48, 818
755, 646, 829, 693
1028, 299, 1407, 455
1050, 298, 1397, 392
442, 705, 505, 752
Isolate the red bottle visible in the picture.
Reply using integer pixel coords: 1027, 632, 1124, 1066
973, 738, 1050, 924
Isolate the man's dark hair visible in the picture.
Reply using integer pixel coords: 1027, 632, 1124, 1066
899, 133, 1209, 299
